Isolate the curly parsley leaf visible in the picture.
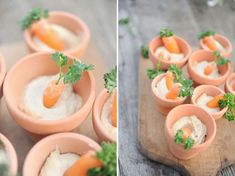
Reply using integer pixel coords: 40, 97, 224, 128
21, 8, 49, 30
104, 67, 117, 93
140, 44, 149, 59
218, 93, 235, 121
174, 129, 194, 150
213, 51, 230, 66
160, 28, 174, 37
198, 30, 215, 39
119, 17, 130, 25
146, 62, 164, 79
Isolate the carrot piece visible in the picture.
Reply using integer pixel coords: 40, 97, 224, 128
64, 154, 103, 176
162, 36, 180, 53
165, 71, 174, 90
181, 127, 192, 139
166, 84, 181, 99
43, 80, 65, 108
112, 92, 117, 127
204, 62, 217, 75
232, 83, 235, 91
31, 20, 65, 51
203, 36, 217, 51
207, 94, 224, 108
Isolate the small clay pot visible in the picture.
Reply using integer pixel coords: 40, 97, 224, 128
188, 49, 231, 86
199, 34, 232, 58
24, 11, 90, 58
165, 104, 216, 160
0, 53, 6, 98
4, 52, 95, 135
225, 73, 235, 94
151, 73, 186, 115
93, 89, 116, 143
191, 85, 227, 120
0, 133, 18, 175
149, 35, 191, 70
23, 132, 101, 176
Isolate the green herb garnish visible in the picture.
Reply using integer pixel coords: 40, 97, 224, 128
140, 44, 149, 59
104, 67, 117, 93
218, 93, 235, 121
160, 28, 174, 37
198, 30, 215, 39
88, 143, 116, 176
52, 52, 94, 85
146, 62, 164, 79
175, 129, 195, 150
21, 8, 49, 30
119, 17, 130, 25
213, 51, 230, 66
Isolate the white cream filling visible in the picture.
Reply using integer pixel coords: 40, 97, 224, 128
40, 148, 79, 176
172, 115, 207, 145
155, 76, 169, 98
196, 93, 220, 113
155, 46, 184, 62
195, 61, 220, 78
20, 74, 82, 120
0, 148, 8, 166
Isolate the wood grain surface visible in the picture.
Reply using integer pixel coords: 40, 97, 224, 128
119, 0, 235, 175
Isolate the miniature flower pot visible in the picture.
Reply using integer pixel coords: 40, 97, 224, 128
151, 73, 186, 115
0, 133, 18, 175
0, 53, 6, 98
191, 85, 227, 120
4, 52, 95, 135
199, 34, 232, 58
225, 73, 235, 94
149, 35, 191, 70
187, 49, 231, 86
165, 104, 216, 160
93, 89, 117, 143
23, 132, 101, 176
24, 11, 90, 58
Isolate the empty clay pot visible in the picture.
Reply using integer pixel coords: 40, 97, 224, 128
0, 53, 6, 98
191, 85, 227, 120
24, 11, 90, 58
149, 35, 191, 70
225, 73, 235, 94
4, 52, 95, 135
151, 73, 186, 115
165, 104, 216, 160
199, 34, 232, 58
23, 132, 100, 176
0, 133, 18, 175
187, 49, 231, 86
93, 89, 116, 143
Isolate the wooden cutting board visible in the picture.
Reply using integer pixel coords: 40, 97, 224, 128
0, 42, 107, 172
138, 58, 235, 176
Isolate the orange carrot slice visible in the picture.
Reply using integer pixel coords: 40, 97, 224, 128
162, 36, 180, 54
203, 36, 217, 51
207, 94, 224, 108
165, 71, 174, 90
181, 127, 192, 139
204, 63, 217, 75
43, 80, 65, 108
166, 84, 181, 99
112, 92, 117, 127
64, 154, 103, 176
31, 20, 65, 51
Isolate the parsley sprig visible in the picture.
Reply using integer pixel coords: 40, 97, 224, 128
198, 30, 215, 39
146, 62, 164, 79
218, 93, 235, 121
88, 143, 116, 176
21, 8, 49, 30
160, 28, 174, 37
175, 129, 195, 150
104, 67, 117, 93
119, 18, 130, 25
52, 52, 94, 85
140, 44, 149, 59
213, 51, 230, 66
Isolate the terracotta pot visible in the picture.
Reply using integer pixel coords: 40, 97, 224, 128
165, 104, 216, 160
23, 132, 101, 176
225, 73, 235, 94
3, 52, 95, 135
0, 53, 6, 98
149, 35, 191, 70
24, 11, 90, 58
187, 49, 231, 86
151, 73, 186, 115
0, 133, 18, 175
199, 34, 232, 58
93, 89, 116, 143
191, 85, 227, 120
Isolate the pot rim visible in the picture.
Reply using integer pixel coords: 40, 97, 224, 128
0, 53, 7, 88
225, 73, 235, 94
